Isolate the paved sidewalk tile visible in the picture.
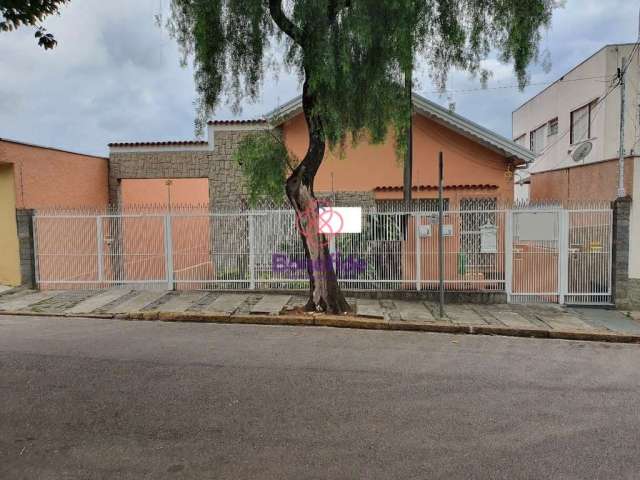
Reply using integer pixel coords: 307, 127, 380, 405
534, 311, 595, 331
572, 308, 640, 335
250, 295, 291, 315
205, 294, 248, 314
485, 306, 538, 329
67, 289, 131, 315
107, 290, 168, 314
356, 299, 385, 319
445, 305, 485, 325
395, 301, 435, 322
0, 291, 56, 311
151, 292, 207, 313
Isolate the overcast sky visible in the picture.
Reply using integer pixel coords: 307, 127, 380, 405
1, 0, 639, 156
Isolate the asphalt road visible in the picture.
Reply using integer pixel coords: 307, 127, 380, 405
1, 316, 640, 479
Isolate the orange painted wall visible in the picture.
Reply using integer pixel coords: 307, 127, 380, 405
281, 113, 515, 204
120, 179, 210, 285
121, 178, 209, 206
0, 140, 109, 209
530, 158, 635, 203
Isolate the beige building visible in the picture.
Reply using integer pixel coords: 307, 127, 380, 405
512, 43, 640, 284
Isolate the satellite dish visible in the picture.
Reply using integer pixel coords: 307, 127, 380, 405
572, 141, 592, 162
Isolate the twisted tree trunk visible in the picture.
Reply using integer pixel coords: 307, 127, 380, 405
268, 0, 350, 313
285, 80, 351, 314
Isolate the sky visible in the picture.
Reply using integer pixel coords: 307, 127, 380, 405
1, 0, 639, 157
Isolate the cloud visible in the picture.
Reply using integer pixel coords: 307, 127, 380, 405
0, 0, 638, 155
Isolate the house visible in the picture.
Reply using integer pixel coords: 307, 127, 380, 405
106, 94, 532, 294
0, 138, 108, 286
512, 42, 640, 302
109, 93, 533, 211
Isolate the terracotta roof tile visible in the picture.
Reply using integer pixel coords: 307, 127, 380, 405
108, 140, 208, 147
207, 119, 266, 125
374, 184, 499, 192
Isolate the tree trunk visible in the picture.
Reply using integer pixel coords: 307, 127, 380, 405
285, 80, 351, 314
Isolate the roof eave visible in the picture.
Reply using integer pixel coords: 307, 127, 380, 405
411, 94, 534, 164
261, 94, 534, 164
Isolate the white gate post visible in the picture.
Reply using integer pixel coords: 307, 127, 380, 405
96, 216, 104, 282
558, 209, 570, 305
505, 209, 513, 303
329, 235, 337, 271
248, 212, 256, 290
415, 213, 421, 291
164, 214, 174, 290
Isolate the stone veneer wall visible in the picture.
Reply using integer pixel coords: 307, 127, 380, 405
612, 197, 640, 309
317, 191, 375, 208
108, 131, 251, 209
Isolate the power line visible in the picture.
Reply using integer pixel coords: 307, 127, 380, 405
424, 74, 614, 96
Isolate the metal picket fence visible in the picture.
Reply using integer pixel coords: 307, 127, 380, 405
32, 200, 613, 305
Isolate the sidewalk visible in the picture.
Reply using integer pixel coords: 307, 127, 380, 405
1, 288, 640, 343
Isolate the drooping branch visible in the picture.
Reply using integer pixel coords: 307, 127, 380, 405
268, 0, 302, 45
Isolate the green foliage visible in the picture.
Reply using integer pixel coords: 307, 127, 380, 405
170, 0, 555, 154
1, 0, 71, 49
233, 132, 291, 205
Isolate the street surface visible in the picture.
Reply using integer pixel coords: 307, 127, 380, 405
1, 315, 640, 479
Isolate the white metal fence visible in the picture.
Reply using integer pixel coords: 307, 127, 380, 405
33, 201, 613, 305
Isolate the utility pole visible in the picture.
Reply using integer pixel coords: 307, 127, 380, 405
438, 152, 445, 319
403, 65, 413, 208
618, 60, 627, 198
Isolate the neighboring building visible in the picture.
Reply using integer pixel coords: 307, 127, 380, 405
109, 93, 533, 211
0, 138, 108, 286
512, 42, 640, 297
512, 43, 638, 202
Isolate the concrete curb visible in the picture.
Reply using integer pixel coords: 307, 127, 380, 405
1, 309, 640, 344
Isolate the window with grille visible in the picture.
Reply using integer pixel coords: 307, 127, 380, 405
529, 124, 546, 154
460, 198, 498, 269
547, 117, 558, 137
570, 100, 597, 144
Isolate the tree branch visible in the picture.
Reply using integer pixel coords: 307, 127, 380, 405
268, 0, 302, 44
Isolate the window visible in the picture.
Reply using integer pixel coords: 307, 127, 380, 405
460, 198, 498, 269
547, 117, 558, 137
570, 100, 597, 144
529, 124, 546, 154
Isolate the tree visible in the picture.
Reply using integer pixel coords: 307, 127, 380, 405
169, 0, 555, 314
1, 0, 71, 49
